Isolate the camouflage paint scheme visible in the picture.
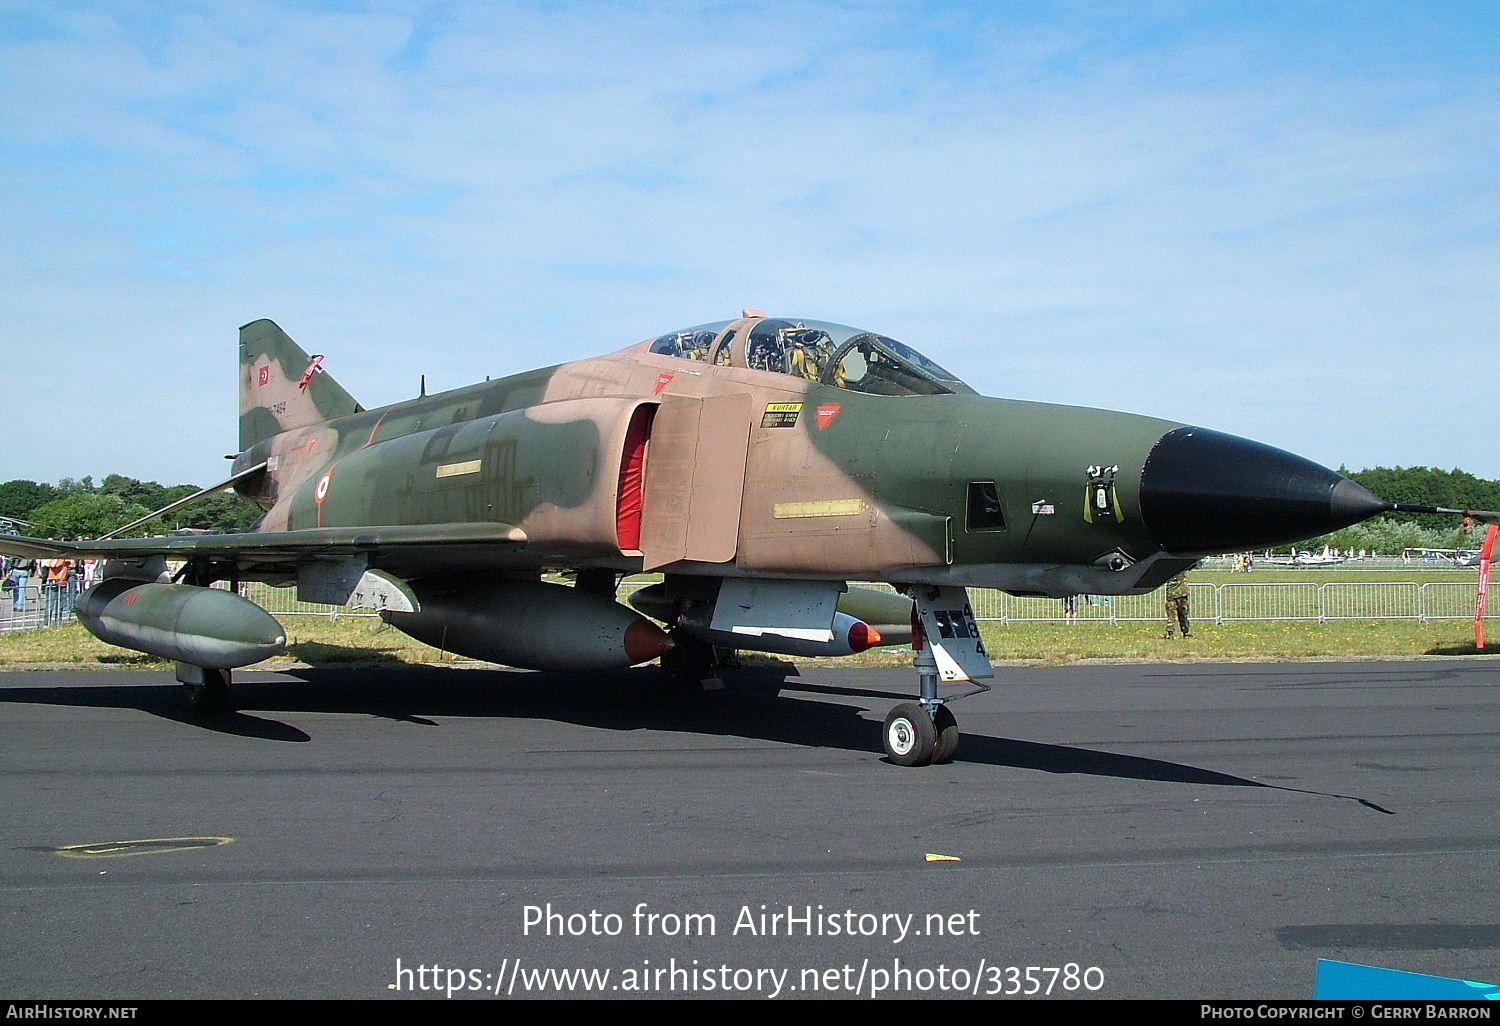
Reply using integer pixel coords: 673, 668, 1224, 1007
2, 307, 1420, 676
219, 312, 1190, 595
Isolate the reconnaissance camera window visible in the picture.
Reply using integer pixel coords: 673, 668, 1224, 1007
966, 481, 1007, 532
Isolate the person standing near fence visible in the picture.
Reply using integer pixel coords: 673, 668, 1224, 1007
67, 554, 85, 612
1163, 569, 1191, 639
42, 558, 71, 626
7, 560, 26, 615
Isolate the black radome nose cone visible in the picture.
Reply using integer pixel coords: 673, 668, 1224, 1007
1140, 427, 1389, 555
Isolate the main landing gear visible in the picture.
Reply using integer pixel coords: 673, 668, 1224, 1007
881, 585, 992, 767
659, 631, 726, 690
178, 663, 234, 713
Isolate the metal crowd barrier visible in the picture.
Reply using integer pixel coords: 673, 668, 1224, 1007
969, 581, 1493, 624
1, 577, 1493, 634
0, 582, 80, 632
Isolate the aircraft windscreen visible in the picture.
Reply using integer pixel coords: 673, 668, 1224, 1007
746, 319, 970, 396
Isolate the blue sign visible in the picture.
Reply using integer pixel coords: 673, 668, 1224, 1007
1314, 959, 1500, 1001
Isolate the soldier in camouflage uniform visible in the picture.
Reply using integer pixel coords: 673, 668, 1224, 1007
1163, 569, 1191, 639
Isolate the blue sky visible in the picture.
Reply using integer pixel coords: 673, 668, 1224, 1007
2, 0, 1496, 488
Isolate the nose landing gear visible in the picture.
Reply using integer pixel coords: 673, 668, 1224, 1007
881, 586, 991, 766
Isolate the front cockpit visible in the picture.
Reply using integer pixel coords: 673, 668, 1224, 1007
646, 315, 973, 397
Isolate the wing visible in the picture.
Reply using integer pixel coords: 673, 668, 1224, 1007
0, 522, 528, 580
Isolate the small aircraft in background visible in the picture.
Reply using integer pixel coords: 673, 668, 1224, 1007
3, 309, 1490, 766
1260, 547, 1348, 568
1403, 547, 1486, 568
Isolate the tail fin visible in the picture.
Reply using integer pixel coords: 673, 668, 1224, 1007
239, 319, 364, 451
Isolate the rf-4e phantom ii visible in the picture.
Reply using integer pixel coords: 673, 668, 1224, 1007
4, 308, 1490, 766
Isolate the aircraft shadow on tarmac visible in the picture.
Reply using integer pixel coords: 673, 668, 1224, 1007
0, 664, 1382, 806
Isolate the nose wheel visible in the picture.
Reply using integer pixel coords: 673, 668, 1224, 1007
931, 704, 959, 763
883, 703, 933, 766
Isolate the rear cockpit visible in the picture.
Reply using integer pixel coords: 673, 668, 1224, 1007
646, 315, 972, 397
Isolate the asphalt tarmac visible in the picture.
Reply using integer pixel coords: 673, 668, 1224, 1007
0, 659, 1495, 1000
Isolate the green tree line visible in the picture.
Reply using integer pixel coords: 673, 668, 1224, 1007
1311, 467, 1498, 554
0, 475, 261, 539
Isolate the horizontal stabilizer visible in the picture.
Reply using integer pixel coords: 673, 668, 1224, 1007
99, 462, 269, 540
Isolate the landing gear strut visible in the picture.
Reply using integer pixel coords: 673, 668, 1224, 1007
881, 644, 959, 765
660, 631, 723, 689
177, 663, 234, 713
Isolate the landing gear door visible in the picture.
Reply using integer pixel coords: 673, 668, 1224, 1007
914, 586, 994, 682
709, 577, 841, 642
640, 393, 752, 571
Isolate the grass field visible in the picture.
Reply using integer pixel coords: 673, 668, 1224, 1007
1182, 569, 1479, 586
0, 607, 1489, 669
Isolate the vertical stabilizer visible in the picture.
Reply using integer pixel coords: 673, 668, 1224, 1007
239, 319, 364, 451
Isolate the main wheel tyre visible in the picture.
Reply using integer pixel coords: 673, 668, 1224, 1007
883, 703, 936, 767
931, 704, 959, 764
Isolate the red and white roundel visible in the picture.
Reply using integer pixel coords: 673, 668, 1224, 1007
315, 472, 332, 503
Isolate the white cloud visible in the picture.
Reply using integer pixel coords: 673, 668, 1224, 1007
0, 0, 1494, 487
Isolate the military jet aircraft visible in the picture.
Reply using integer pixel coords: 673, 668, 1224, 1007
3, 308, 1491, 766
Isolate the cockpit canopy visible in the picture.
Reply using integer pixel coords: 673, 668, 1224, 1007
647, 317, 972, 397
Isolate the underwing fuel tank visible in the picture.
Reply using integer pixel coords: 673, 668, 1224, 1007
382, 578, 673, 672
75, 579, 287, 668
